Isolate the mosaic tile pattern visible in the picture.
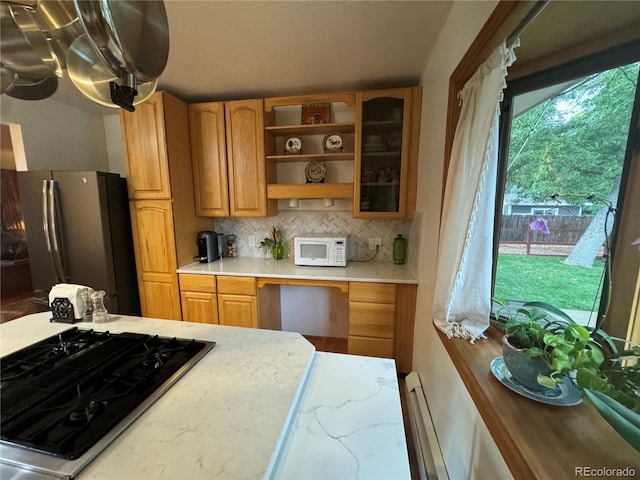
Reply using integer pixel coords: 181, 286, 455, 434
214, 211, 419, 265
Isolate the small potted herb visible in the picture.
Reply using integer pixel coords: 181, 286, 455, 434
259, 237, 274, 259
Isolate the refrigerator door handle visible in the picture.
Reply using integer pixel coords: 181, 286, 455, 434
48, 180, 67, 283
42, 180, 53, 254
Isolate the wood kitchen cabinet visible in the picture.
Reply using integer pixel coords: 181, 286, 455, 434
120, 93, 171, 199
262, 93, 356, 204
225, 99, 277, 217
346, 282, 416, 373
121, 92, 212, 320
129, 200, 181, 320
348, 282, 396, 358
217, 276, 258, 328
179, 274, 218, 324
188, 102, 230, 216
354, 87, 421, 219
190, 98, 275, 217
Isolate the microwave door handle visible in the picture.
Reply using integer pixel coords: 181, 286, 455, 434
48, 180, 66, 283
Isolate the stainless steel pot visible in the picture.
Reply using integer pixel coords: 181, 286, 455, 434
5, 74, 58, 100
73, 0, 168, 82
0, 63, 17, 93
66, 34, 156, 108
0, 3, 58, 78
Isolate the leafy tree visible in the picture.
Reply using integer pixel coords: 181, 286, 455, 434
506, 62, 639, 267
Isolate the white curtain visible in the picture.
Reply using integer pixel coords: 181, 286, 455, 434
433, 40, 518, 343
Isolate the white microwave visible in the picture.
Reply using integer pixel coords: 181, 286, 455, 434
294, 234, 348, 267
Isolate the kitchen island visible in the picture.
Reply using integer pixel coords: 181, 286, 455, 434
0, 312, 410, 479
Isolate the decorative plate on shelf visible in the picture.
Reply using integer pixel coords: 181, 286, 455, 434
305, 160, 327, 183
284, 136, 303, 155
490, 356, 582, 406
322, 132, 344, 153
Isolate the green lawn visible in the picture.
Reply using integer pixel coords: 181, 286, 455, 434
494, 254, 605, 311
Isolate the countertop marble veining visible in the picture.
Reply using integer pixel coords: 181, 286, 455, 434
177, 257, 418, 284
268, 352, 411, 479
0, 313, 411, 479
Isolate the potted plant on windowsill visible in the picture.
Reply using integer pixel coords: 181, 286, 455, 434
493, 298, 640, 451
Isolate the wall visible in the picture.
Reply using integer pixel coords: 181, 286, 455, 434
215, 210, 421, 341
214, 210, 421, 273
0, 96, 110, 172
103, 114, 126, 175
413, 1, 512, 478
280, 286, 349, 338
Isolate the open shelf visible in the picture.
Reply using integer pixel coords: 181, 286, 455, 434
361, 182, 401, 187
265, 122, 355, 136
267, 183, 354, 199
266, 152, 354, 162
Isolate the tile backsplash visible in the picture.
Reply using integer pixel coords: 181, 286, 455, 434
214, 211, 421, 275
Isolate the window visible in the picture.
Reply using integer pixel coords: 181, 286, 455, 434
493, 44, 640, 339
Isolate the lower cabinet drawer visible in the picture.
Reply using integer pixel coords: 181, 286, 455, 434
349, 302, 395, 339
178, 274, 216, 293
347, 336, 394, 359
217, 276, 256, 295
349, 282, 396, 304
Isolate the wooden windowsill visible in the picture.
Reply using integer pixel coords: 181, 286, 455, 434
436, 325, 639, 478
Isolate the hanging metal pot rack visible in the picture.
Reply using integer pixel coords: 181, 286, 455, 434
0, 0, 169, 111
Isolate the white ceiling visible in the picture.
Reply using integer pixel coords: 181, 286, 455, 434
49, 1, 454, 115
19, 1, 640, 116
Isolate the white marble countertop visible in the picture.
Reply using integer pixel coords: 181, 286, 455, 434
269, 352, 411, 479
1, 312, 314, 480
0, 313, 411, 479
177, 257, 418, 284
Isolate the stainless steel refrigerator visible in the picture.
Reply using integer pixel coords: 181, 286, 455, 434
17, 171, 140, 315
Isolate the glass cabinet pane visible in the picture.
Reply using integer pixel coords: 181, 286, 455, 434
359, 96, 404, 214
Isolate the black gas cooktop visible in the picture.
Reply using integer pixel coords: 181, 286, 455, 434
1, 327, 214, 461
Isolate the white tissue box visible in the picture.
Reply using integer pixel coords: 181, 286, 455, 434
49, 283, 90, 320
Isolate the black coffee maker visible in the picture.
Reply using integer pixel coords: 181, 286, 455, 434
195, 231, 223, 263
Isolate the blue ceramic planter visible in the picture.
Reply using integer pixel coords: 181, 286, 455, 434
502, 335, 554, 392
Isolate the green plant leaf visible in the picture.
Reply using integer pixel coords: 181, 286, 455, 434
576, 367, 601, 389
567, 325, 590, 341
537, 374, 557, 388
526, 346, 544, 357
523, 301, 576, 324
583, 389, 640, 452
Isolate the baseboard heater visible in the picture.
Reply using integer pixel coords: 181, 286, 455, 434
405, 372, 449, 480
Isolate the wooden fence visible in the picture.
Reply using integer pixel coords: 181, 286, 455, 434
499, 215, 593, 255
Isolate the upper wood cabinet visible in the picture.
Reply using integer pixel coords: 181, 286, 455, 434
121, 93, 171, 199
354, 87, 421, 219
225, 99, 276, 217
189, 102, 230, 216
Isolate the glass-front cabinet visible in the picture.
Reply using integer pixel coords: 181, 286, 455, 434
354, 87, 420, 219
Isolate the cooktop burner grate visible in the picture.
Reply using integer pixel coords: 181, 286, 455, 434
1, 328, 212, 460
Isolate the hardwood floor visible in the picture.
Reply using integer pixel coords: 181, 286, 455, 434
0, 307, 420, 478
303, 335, 348, 353
1, 291, 49, 324
303, 335, 420, 480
